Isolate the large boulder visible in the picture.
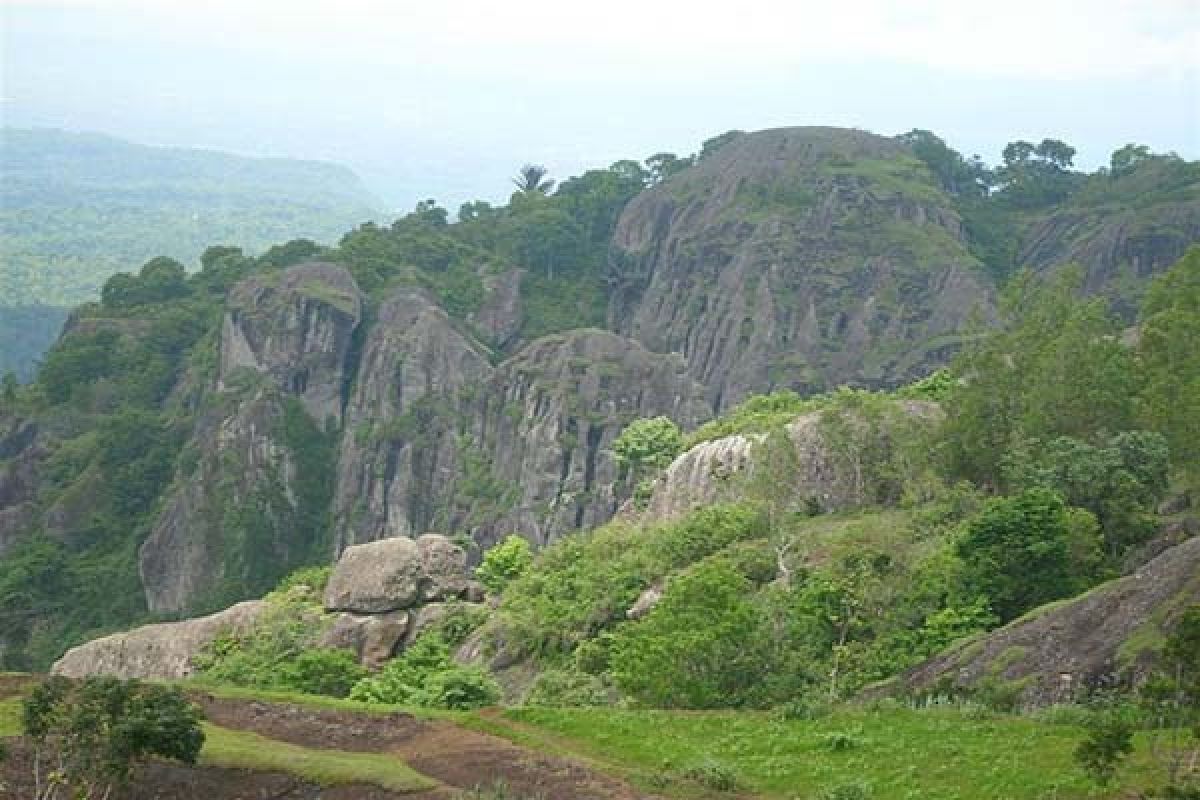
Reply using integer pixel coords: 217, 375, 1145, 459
324, 536, 424, 613
319, 610, 411, 670
51, 601, 266, 680
416, 533, 470, 602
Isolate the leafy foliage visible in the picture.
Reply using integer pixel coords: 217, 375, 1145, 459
955, 488, 1091, 622
476, 534, 534, 595
349, 634, 500, 709
22, 675, 204, 798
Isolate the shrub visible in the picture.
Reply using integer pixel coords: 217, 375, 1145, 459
477, 535, 534, 594
1074, 707, 1135, 786
278, 648, 368, 697
680, 758, 740, 791
523, 669, 611, 707
23, 676, 204, 798
350, 634, 500, 709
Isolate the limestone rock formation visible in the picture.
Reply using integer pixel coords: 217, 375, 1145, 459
333, 287, 493, 551
898, 535, 1200, 705
51, 601, 266, 680
140, 261, 362, 614
1020, 191, 1200, 318
333, 299, 711, 550
609, 126, 993, 410
219, 261, 363, 422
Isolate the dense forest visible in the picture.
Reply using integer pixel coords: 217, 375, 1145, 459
0, 128, 382, 379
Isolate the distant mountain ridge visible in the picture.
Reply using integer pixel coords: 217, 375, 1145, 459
0, 127, 383, 379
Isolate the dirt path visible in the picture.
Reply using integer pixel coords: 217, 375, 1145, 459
1, 686, 655, 798
193, 693, 655, 799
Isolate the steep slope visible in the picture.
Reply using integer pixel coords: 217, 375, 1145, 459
1019, 157, 1200, 317
609, 127, 992, 410
334, 286, 711, 552
141, 262, 364, 613
899, 534, 1200, 705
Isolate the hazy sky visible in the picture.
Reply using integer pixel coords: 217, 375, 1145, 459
3, 0, 1198, 211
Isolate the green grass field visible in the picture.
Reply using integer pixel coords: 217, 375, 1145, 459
498, 706, 1167, 799
199, 723, 435, 791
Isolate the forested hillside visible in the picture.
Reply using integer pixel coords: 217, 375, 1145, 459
0, 128, 381, 379
1, 124, 1197, 698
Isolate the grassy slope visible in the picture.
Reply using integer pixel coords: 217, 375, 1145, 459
493, 706, 1159, 799
200, 723, 434, 791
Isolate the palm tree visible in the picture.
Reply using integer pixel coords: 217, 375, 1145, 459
512, 164, 555, 195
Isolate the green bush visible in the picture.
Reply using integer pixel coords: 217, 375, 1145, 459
680, 759, 741, 791
477, 535, 534, 594
349, 634, 500, 709
523, 669, 611, 707
23, 676, 204, 796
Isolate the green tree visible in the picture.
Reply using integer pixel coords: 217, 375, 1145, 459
23, 676, 204, 799
476, 534, 534, 594
512, 164, 555, 195
1139, 247, 1200, 481
1110, 143, 1152, 176
610, 560, 768, 708
1075, 706, 1135, 787
955, 488, 1079, 622
612, 416, 683, 478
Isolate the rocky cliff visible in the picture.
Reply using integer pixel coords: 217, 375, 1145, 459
609, 127, 993, 410
334, 286, 710, 551
141, 262, 363, 613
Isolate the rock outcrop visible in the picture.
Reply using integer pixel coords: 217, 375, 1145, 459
1020, 180, 1200, 318
219, 261, 363, 422
324, 533, 477, 614
0, 419, 44, 556
898, 535, 1200, 706
51, 601, 266, 680
140, 262, 362, 614
334, 295, 711, 551
609, 126, 993, 410
643, 401, 940, 522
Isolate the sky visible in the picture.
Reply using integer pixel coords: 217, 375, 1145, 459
3, 0, 1199, 211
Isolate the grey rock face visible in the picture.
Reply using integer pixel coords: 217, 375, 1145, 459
51, 601, 266, 680
479, 329, 711, 546
0, 419, 44, 556
324, 536, 424, 613
333, 288, 711, 551
608, 126, 992, 411
219, 261, 363, 423
333, 287, 494, 551
469, 268, 524, 349
1020, 204, 1200, 318
139, 262, 363, 615
139, 389, 300, 614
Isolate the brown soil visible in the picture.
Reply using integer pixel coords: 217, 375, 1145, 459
193, 694, 650, 800
2, 691, 653, 800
